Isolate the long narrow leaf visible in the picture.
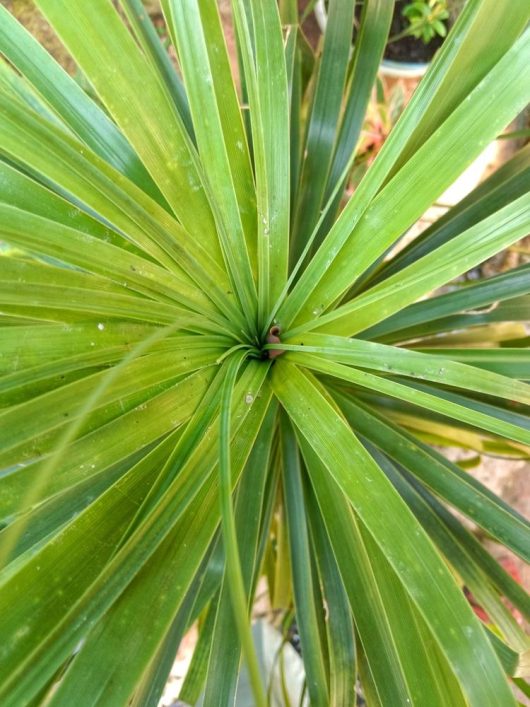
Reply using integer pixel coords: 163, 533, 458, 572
272, 361, 515, 706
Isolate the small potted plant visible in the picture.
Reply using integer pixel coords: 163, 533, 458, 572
315, 0, 455, 77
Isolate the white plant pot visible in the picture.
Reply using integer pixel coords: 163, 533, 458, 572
314, 0, 430, 78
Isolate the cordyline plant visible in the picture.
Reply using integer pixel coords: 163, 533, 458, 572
0, 0, 529, 705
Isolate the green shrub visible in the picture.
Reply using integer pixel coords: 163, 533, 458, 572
0, 1, 529, 705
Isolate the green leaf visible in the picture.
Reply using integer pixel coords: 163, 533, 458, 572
0, 364, 272, 705
286, 351, 530, 447
360, 527, 465, 706
129, 571, 207, 707
0, 321, 153, 375
180, 601, 217, 705
305, 484, 357, 707
232, 0, 290, 321
280, 414, 329, 705
293, 191, 530, 337
279, 25, 530, 329
316, 0, 393, 240
367, 143, 530, 288
0, 57, 67, 130
34, 0, 219, 248
46, 368, 268, 704
0, 161, 154, 262
177, 539, 227, 704
374, 450, 530, 635
0, 433, 179, 699
284, 27, 303, 216
406, 466, 530, 621
45, 483, 220, 707
0, 351, 219, 471
272, 361, 515, 706
203, 402, 277, 705
118, 0, 194, 138
415, 347, 530, 380
0, 438, 172, 563
363, 264, 530, 342
215, 352, 267, 707
0, 270, 202, 327
333, 394, 530, 564
0, 102, 243, 328
168, 1, 258, 333
289, 0, 355, 262
388, 0, 530, 175
0, 366, 214, 521
0, 5, 163, 202
299, 438, 414, 706
278, 333, 530, 405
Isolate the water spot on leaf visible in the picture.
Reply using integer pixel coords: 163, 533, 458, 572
14, 626, 30, 640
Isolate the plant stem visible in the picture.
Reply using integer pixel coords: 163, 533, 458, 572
387, 27, 416, 44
